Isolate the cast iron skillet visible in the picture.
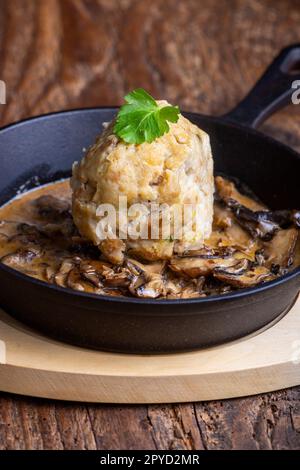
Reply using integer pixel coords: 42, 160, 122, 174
0, 45, 300, 354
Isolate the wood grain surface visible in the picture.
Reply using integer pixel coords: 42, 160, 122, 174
0, 0, 300, 450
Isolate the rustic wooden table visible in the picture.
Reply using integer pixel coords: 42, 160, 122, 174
0, 0, 300, 450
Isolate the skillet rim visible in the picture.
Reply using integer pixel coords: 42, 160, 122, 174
0, 106, 299, 307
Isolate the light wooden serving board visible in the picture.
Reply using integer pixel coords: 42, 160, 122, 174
0, 298, 300, 403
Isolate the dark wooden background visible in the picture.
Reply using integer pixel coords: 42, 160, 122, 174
0, 0, 300, 450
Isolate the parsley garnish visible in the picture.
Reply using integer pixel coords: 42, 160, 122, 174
113, 88, 180, 144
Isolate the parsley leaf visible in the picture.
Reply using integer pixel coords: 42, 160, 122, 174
113, 88, 180, 144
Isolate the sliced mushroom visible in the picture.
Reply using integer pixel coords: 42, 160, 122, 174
215, 176, 266, 210
215, 176, 266, 211
264, 228, 298, 269
216, 177, 300, 241
164, 279, 181, 297
125, 258, 146, 276
66, 264, 105, 294
102, 268, 130, 288
8, 220, 74, 246
79, 260, 104, 288
67, 267, 87, 291
169, 255, 239, 278
237, 208, 300, 230
215, 176, 284, 240
203, 279, 233, 296
34, 195, 71, 221
130, 273, 166, 299
102, 288, 126, 297
214, 263, 272, 288
226, 200, 280, 240
126, 259, 166, 298
42, 219, 76, 238
125, 258, 166, 275
0, 233, 7, 242
165, 276, 206, 299
179, 245, 235, 259
0, 220, 22, 241
255, 249, 265, 266
54, 259, 75, 287
44, 265, 57, 282
15, 223, 46, 244
83, 259, 111, 274
214, 258, 249, 276
1, 247, 42, 268
208, 203, 258, 257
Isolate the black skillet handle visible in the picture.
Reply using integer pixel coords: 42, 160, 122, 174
223, 44, 300, 129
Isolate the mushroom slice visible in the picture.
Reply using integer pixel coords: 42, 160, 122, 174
129, 273, 166, 299
166, 276, 206, 299
125, 258, 166, 275
15, 222, 46, 244
125, 258, 146, 277
164, 279, 181, 297
226, 200, 280, 240
85, 259, 112, 274
142, 260, 166, 275
169, 256, 238, 278
42, 219, 76, 238
264, 228, 298, 269
67, 267, 88, 291
44, 265, 57, 283
54, 259, 75, 287
203, 279, 233, 296
126, 259, 167, 298
34, 195, 71, 221
102, 268, 130, 288
230, 207, 299, 231
215, 176, 266, 210
255, 249, 265, 266
0, 220, 22, 240
215, 176, 283, 240
208, 204, 257, 256
1, 247, 42, 269
79, 260, 103, 288
214, 258, 249, 276
0, 232, 8, 242
214, 263, 272, 288
102, 288, 125, 297
218, 193, 299, 242
179, 245, 235, 259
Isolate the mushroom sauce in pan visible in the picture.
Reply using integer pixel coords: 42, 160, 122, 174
0, 177, 299, 299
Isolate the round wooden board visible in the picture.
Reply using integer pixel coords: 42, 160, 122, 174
0, 298, 300, 404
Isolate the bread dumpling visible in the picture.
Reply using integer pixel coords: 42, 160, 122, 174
71, 102, 214, 263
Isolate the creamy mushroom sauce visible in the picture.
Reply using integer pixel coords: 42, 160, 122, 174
0, 178, 299, 299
